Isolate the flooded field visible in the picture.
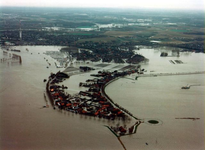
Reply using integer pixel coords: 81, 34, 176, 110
0, 46, 204, 150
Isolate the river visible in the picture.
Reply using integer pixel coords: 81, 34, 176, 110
0, 46, 204, 150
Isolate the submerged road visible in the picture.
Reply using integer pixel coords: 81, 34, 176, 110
138, 71, 205, 77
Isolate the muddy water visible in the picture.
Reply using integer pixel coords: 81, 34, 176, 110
0, 46, 122, 150
0, 46, 204, 150
106, 49, 205, 150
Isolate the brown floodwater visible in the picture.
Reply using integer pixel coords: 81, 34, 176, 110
0, 46, 204, 150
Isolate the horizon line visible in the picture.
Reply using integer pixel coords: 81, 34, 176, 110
0, 5, 204, 11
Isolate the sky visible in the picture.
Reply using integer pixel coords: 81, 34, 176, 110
0, 0, 204, 10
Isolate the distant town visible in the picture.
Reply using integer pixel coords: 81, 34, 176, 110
0, 7, 204, 56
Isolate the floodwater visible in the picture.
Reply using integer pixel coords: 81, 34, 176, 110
0, 46, 204, 150
106, 48, 205, 150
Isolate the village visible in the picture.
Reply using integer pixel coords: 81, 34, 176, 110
46, 66, 144, 136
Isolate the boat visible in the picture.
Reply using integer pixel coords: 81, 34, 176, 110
181, 84, 190, 89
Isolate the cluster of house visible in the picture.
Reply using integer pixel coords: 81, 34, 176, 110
47, 68, 140, 121
110, 120, 141, 136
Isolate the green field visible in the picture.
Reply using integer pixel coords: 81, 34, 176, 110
77, 37, 116, 43
69, 32, 92, 35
